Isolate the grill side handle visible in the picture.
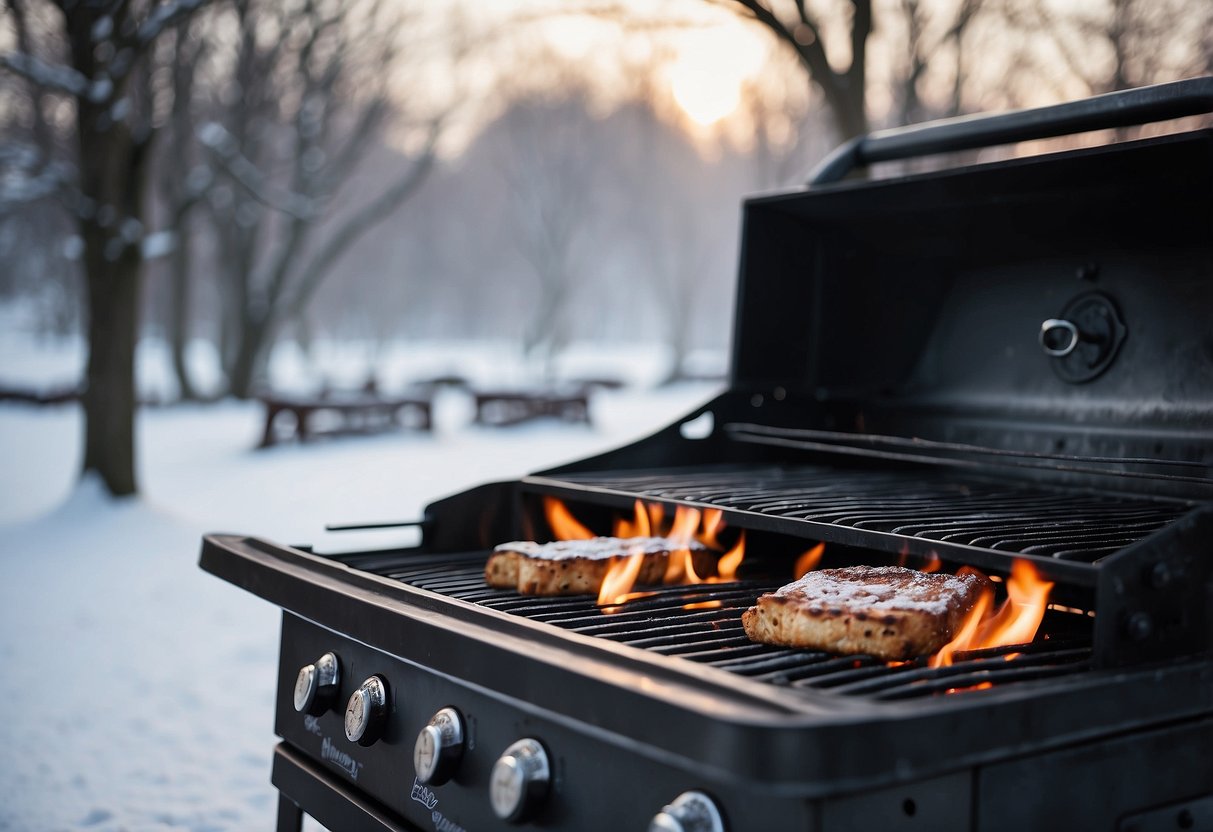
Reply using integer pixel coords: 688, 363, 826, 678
809, 76, 1213, 185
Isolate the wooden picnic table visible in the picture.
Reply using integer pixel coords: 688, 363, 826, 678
471, 385, 592, 427
257, 390, 433, 448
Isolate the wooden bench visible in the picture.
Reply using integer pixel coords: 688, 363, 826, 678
257, 390, 433, 448
0, 385, 80, 405
471, 385, 592, 428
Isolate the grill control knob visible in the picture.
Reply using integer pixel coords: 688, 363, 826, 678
413, 707, 465, 786
344, 676, 389, 747
489, 738, 550, 823
293, 652, 341, 716
649, 791, 725, 832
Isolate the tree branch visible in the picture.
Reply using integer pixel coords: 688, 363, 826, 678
197, 122, 319, 219
0, 51, 92, 97
136, 0, 211, 47
730, 0, 866, 138
286, 124, 441, 317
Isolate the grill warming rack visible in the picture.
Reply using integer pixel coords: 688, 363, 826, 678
723, 423, 1213, 487
524, 464, 1194, 580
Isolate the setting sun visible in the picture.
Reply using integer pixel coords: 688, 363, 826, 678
671, 61, 742, 125
667, 26, 768, 127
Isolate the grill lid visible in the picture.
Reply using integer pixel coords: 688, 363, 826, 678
730, 126, 1213, 469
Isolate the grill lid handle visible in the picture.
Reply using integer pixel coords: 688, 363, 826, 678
809, 76, 1213, 185
1039, 319, 1080, 357
1040, 292, 1128, 384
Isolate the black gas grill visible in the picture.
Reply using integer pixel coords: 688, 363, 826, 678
201, 79, 1213, 832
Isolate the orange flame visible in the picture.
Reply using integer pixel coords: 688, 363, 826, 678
921, 553, 942, 573
945, 681, 993, 694
929, 588, 993, 668
660, 506, 700, 584
596, 550, 646, 606
538, 498, 749, 612
647, 502, 665, 531
668, 505, 701, 546
700, 509, 725, 549
613, 500, 652, 538
928, 560, 1054, 668
715, 532, 746, 581
545, 497, 594, 540
974, 560, 1055, 646
793, 542, 825, 579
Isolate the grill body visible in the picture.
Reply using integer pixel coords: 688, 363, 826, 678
201, 81, 1213, 831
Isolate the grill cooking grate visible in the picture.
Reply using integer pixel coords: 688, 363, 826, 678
531, 466, 1190, 564
363, 553, 1092, 702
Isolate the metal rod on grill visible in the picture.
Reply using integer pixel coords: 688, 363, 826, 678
723, 423, 1213, 486
324, 519, 428, 532
725, 423, 1211, 469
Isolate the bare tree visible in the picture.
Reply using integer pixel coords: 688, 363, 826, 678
489, 91, 600, 378
155, 15, 211, 400
724, 0, 873, 140
1025, 0, 1213, 98
895, 0, 984, 124
2, 0, 212, 496
720, 0, 1001, 147
197, 0, 443, 398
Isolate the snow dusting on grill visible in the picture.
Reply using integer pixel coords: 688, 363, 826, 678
770, 565, 986, 615
495, 536, 705, 561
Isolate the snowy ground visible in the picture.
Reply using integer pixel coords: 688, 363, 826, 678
0, 366, 719, 830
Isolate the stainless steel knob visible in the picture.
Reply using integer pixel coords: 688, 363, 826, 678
344, 675, 389, 746
413, 707, 465, 786
648, 791, 725, 832
293, 652, 340, 716
489, 738, 550, 823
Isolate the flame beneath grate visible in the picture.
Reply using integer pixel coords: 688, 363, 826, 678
536, 498, 751, 608
542, 497, 1057, 677
929, 561, 1055, 668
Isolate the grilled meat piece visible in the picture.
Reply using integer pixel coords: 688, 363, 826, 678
741, 565, 990, 660
486, 537, 710, 596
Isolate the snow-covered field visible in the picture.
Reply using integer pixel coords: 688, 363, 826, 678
0, 336, 719, 831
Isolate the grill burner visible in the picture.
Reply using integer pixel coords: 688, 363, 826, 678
201, 79, 1213, 832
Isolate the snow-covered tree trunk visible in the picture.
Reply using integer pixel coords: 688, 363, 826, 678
225, 310, 270, 400
0, 0, 214, 496
82, 235, 141, 495
69, 10, 149, 496
167, 227, 198, 401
